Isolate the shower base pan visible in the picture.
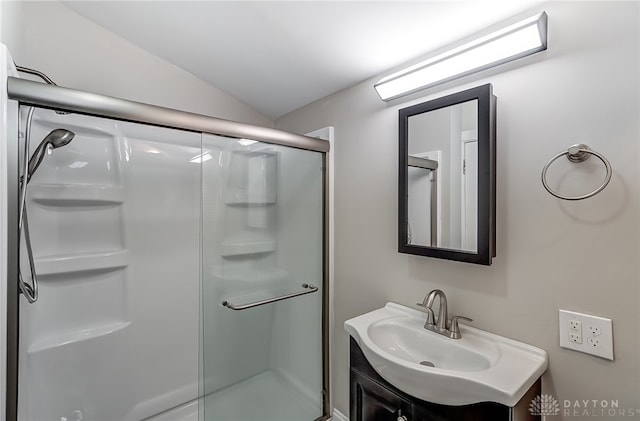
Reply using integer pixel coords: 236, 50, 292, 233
147, 369, 321, 421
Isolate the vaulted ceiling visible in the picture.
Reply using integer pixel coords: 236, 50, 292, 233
63, 1, 543, 119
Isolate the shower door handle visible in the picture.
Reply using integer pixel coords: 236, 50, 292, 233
222, 283, 318, 311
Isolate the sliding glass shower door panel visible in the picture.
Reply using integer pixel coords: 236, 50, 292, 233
201, 134, 324, 421
17, 107, 201, 421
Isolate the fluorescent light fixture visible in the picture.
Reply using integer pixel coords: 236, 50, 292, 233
375, 12, 547, 101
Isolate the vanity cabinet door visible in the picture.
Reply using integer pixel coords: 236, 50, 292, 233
350, 370, 416, 421
414, 401, 509, 421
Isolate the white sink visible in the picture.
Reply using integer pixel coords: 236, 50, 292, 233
344, 302, 548, 406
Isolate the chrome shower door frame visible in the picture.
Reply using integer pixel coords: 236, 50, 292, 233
2, 92, 20, 421
4, 77, 331, 421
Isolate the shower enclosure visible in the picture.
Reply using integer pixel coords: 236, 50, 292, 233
1, 53, 329, 421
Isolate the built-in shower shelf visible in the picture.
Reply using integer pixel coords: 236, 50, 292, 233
36, 250, 129, 275
28, 321, 131, 354
221, 240, 275, 257
30, 184, 124, 206
224, 191, 276, 205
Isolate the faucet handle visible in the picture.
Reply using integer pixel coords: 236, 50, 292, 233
449, 316, 473, 339
416, 302, 436, 326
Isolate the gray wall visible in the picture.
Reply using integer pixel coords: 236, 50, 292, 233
5, 1, 272, 127
277, 2, 640, 418
0, 1, 24, 64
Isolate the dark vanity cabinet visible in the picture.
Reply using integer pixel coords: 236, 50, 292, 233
349, 338, 541, 421
351, 370, 415, 421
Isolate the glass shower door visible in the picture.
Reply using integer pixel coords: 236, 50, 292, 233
201, 133, 325, 420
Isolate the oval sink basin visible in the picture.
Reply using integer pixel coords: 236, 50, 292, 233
345, 302, 548, 406
368, 318, 498, 372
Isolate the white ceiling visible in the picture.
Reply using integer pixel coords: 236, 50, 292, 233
62, 1, 543, 120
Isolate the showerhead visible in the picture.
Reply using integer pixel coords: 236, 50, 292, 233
47, 129, 74, 148
27, 128, 75, 182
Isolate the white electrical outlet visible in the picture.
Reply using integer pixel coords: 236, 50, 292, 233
568, 319, 582, 344
559, 309, 614, 360
589, 325, 602, 336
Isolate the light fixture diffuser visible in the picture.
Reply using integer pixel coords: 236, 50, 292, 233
375, 12, 547, 101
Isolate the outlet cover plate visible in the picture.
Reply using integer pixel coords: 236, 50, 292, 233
559, 309, 613, 360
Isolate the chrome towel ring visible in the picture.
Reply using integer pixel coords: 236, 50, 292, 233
541, 144, 612, 200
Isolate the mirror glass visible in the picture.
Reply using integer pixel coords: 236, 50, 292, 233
399, 84, 495, 265
407, 99, 478, 251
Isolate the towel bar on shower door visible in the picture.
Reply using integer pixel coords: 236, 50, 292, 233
222, 283, 318, 311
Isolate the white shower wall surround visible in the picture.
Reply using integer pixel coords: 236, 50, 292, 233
15, 108, 324, 420
17, 109, 200, 420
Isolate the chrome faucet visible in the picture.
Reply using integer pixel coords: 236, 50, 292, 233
417, 289, 472, 339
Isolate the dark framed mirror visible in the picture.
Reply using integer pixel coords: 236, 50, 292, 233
399, 84, 496, 265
